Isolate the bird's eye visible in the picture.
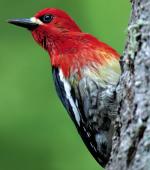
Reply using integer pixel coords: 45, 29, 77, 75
40, 14, 53, 23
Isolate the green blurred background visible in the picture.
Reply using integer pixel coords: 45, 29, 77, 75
0, 1, 130, 170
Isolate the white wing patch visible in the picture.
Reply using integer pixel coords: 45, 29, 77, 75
59, 69, 80, 125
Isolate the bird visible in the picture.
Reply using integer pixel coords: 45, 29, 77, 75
8, 8, 121, 167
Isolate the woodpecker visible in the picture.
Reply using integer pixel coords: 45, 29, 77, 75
8, 8, 121, 167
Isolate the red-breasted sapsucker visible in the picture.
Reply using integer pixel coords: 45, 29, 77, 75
8, 8, 121, 167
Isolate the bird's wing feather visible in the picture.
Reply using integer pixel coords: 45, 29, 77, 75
52, 67, 80, 126
52, 67, 112, 167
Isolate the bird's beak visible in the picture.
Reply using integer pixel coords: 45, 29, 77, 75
7, 18, 39, 30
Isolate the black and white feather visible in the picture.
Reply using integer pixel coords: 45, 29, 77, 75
52, 67, 119, 167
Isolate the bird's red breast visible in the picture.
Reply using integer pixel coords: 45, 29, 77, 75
48, 33, 120, 78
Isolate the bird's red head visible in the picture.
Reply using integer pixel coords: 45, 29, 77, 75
8, 8, 81, 49
8, 8, 84, 75
31, 8, 81, 49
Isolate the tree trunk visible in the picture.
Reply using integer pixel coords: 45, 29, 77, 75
106, 0, 150, 170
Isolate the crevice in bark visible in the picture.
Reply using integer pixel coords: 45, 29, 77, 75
127, 124, 146, 166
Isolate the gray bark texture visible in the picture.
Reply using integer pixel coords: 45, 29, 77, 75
106, 0, 150, 170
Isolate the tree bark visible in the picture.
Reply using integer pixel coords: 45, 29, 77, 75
106, 0, 150, 170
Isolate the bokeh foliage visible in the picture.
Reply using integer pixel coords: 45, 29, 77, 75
0, 0, 130, 170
